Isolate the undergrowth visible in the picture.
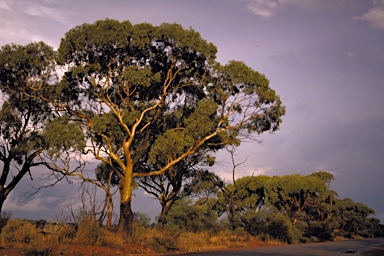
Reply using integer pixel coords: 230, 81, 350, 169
0, 217, 272, 255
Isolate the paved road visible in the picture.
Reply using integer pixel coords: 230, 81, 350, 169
170, 238, 384, 256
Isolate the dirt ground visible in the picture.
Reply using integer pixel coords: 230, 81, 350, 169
0, 244, 146, 255
1, 239, 383, 256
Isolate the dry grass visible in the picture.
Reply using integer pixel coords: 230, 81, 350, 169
0, 218, 279, 255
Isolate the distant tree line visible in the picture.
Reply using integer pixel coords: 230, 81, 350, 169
159, 170, 383, 243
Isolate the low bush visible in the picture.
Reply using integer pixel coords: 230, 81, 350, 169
1, 219, 38, 244
163, 198, 222, 233
241, 208, 302, 244
73, 217, 102, 245
0, 210, 12, 233
145, 228, 180, 253
99, 228, 125, 248
56, 223, 77, 243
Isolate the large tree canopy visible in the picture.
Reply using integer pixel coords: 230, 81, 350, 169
0, 42, 55, 212
0, 42, 85, 213
28, 19, 285, 236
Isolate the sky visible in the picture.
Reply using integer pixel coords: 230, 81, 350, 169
1, 0, 384, 223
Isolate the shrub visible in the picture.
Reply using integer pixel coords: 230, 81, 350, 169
145, 228, 180, 253
134, 212, 152, 237
241, 209, 302, 244
99, 229, 125, 248
73, 217, 102, 245
0, 210, 12, 233
134, 212, 151, 228
177, 231, 212, 252
57, 224, 77, 243
164, 198, 221, 233
26, 240, 52, 256
267, 215, 302, 244
1, 219, 38, 244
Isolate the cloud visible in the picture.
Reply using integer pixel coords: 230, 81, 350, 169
0, 0, 74, 47
22, 0, 70, 24
216, 165, 270, 182
246, 0, 282, 18
3, 193, 60, 212
246, 0, 359, 18
355, 1, 384, 29
0, 0, 10, 10
346, 51, 357, 59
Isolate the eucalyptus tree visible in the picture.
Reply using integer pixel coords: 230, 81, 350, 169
163, 197, 220, 233
138, 151, 219, 225
0, 42, 55, 212
30, 19, 285, 236
138, 155, 200, 226
0, 42, 85, 213
94, 161, 121, 227
213, 147, 256, 230
266, 173, 330, 226
333, 198, 376, 237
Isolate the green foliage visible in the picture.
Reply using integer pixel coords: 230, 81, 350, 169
332, 198, 379, 238
209, 171, 381, 242
163, 198, 220, 233
134, 212, 151, 228
241, 208, 302, 244
0, 41, 81, 214
21, 18, 285, 236
43, 116, 86, 159
261, 173, 329, 226
0, 42, 56, 93
183, 169, 223, 198
95, 161, 121, 186
149, 130, 194, 164
308, 171, 334, 184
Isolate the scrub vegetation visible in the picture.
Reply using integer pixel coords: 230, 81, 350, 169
0, 19, 382, 255
0, 169, 381, 255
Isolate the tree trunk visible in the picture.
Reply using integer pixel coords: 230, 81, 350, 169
0, 189, 6, 213
158, 200, 173, 226
229, 195, 236, 230
106, 195, 113, 228
117, 170, 134, 237
118, 200, 134, 236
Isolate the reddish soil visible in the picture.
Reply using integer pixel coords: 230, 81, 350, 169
0, 244, 148, 256
0, 241, 268, 256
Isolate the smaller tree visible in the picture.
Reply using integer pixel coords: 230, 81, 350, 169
334, 198, 376, 237
183, 168, 223, 203
94, 162, 122, 227
266, 173, 329, 226
138, 155, 204, 225
163, 197, 220, 233
215, 146, 255, 230
138, 153, 220, 226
